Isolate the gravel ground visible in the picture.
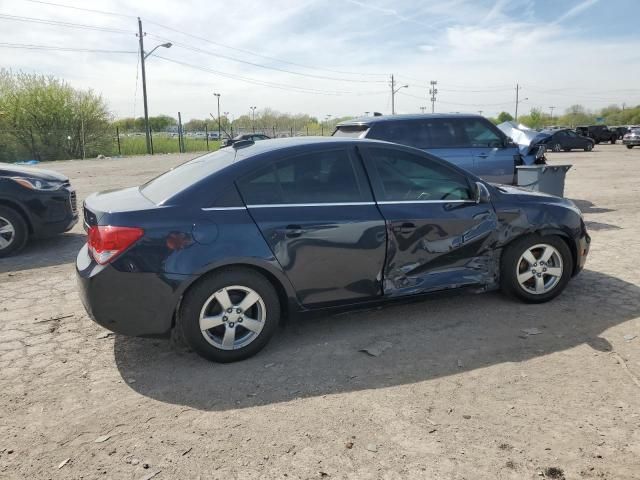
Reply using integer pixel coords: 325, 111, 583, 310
1, 144, 639, 479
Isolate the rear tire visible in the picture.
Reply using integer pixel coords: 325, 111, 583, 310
180, 267, 280, 363
500, 235, 573, 304
611, 137, 616, 144
584, 143, 593, 152
0, 206, 29, 258
627, 145, 633, 149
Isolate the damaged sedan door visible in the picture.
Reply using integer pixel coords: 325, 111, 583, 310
359, 145, 499, 296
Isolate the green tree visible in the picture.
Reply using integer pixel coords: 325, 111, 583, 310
496, 111, 514, 123
0, 69, 112, 161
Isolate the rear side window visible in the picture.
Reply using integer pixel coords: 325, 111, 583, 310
367, 119, 467, 149
141, 149, 236, 204
237, 149, 365, 205
366, 147, 472, 201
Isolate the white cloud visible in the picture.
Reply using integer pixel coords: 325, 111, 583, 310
0, 0, 637, 120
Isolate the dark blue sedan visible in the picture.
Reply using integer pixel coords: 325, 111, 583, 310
77, 137, 590, 362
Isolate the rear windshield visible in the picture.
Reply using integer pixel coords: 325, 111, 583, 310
332, 125, 369, 138
140, 149, 236, 204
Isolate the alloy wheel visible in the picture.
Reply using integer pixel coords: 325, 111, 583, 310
516, 243, 564, 295
199, 285, 266, 350
553, 143, 562, 152
0, 216, 16, 250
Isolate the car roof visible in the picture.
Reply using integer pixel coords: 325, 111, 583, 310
336, 113, 485, 127
229, 136, 392, 158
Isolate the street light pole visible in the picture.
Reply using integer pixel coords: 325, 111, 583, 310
250, 106, 257, 133
213, 93, 221, 141
429, 80, 438, 113
390, 74, 408, 115
137, 17, 172, 155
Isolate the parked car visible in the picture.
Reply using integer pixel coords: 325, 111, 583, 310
612, 126, 629, 139
622, 128, 640, 149
539, 129, 595, 152
575, 125, 617, 144
77, 138, 590, 363
334, 114, 526, 184
0, 163, 78, 257
222, 133, 270, 148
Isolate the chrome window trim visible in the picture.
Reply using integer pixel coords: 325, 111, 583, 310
377, 200, 475, 205
201, 200, 476, 211
201, 206, 247, 211
247, 202, 376, 208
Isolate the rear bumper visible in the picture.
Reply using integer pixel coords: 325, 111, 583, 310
76, 244, 192, 337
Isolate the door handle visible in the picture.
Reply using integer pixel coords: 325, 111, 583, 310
392, 222, 416, 234
284, 225, 304, 238
476, 153, 489, 159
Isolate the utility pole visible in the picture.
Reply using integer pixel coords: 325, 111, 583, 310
390, 75, 395, 115
390, 74, 408, 115
478, 110, 483, 116
420, 106, 426, 113
137, 17, 151, 154
549, 106, 555, 123
514, 83, 521, 121
213, 92, 221, 140
137, 17, 172, 154
429, 80, 438, 113
250, 106, 257, 133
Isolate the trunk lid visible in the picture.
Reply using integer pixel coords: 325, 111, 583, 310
83, 187, 157, 227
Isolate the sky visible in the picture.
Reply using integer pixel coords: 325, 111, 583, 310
1, 0, 639, 121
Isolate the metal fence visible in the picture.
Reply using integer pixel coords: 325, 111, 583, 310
0, 124, 332, 163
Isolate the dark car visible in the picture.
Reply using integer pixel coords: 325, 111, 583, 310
77, 138, 590, 363
540, 129, 595, 152
222, 133, 270, 148
0, 163, 78, 257
612, 126, 629, 139
575, 125, 617, 144
334, 114, 526, 185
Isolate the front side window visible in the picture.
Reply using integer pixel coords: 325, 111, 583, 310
366, 148, 473, 201
460, 119, 503, 147
237, 149, 364, 205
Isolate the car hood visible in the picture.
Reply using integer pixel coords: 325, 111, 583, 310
497, 122, 553, 156
0, 163, 68, 182
493, 184, 582, 214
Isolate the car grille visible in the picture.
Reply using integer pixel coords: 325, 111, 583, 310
68, 189, 78, 215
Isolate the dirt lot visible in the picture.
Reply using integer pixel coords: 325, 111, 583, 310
1, 144, 639, 479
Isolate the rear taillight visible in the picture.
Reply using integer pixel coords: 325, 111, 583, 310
87, 225, 144, 265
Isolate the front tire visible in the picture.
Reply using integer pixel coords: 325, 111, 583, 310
180, 267, 280, 362
627, 145, 633, 149
500, 235, 573, 304
610, 137, 616, 144
553, 143, 562, 152
584, 143, 593, 151
0, 206, 29, 258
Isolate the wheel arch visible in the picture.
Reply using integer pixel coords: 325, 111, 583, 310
171, 259, 299, 331
0, 198, 33, 234
501, 228, 578, 275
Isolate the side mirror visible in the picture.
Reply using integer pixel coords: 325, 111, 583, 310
475, 182, 491, 204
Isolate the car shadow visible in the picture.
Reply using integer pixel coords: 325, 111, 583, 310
113, 269, 639, 411
0, 232, 86, 273
571, 199, 616, 215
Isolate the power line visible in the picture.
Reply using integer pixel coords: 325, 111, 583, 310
0, 42, 136, 54
22, 0, 135, 18
147, 35, 387, 84
0, 13, 132, 34
153, 55, 388, 96
144, 19, 388, 78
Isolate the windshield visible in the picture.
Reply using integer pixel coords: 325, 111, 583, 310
332, 125, 369, 138
140, 149, 236, 204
